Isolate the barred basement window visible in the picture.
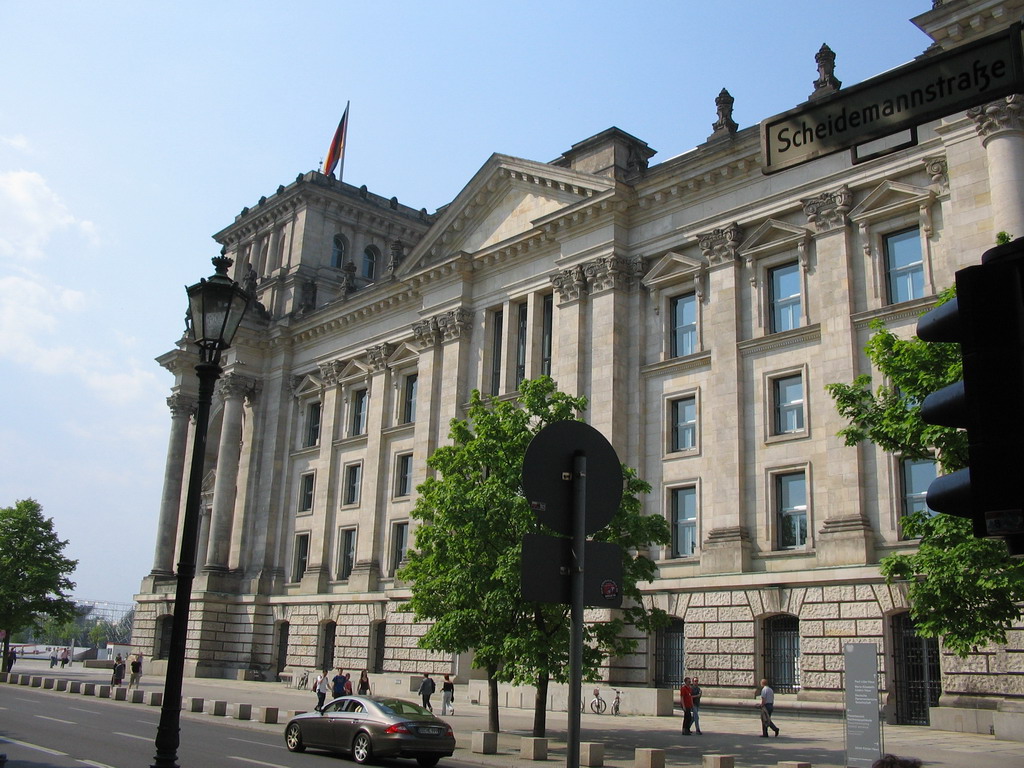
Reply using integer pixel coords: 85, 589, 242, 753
763, 614, 800, 693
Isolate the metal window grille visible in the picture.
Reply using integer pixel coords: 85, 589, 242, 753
654, 618, 686, 689
763, 614, 800, 693
892, 611, 941, 725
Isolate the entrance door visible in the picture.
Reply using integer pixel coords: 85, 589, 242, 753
654, 618, 685, 689
318, 621, 337, 672
275, 621, 289, 675
891, 611, 940, 725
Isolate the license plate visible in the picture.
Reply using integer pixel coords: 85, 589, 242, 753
420, 726, 442, 735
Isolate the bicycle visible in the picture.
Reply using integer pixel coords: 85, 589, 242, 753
296, 669, 309, 690
610, 688, 621, 715
589, 688, 607, 714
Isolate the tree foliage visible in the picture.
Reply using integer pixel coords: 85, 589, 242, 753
0, 499, 78, 668
825, 295, 1024, 656
399, 377, 669, 733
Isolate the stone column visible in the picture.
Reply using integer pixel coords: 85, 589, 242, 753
151, 393, 196, 575
203, 374, 254, 572
550, 265, 588, 396
968, 94, 1024, 239
227, 383, 262, 572
301, 362, 342, 593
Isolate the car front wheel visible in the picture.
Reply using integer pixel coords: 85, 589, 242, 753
285, 722, 305, 752
352, 731, 373, 764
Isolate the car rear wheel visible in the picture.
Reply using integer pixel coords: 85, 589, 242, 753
352, 731, 373, 764
285, 722, 305, 752
417, 756, 440, 767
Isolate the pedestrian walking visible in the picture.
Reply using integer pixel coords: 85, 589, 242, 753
60, 648, 69, 668
313, 669, 330, 711
111, 654, 125, 687
357, 669, 371, 696
441, 674, 455, 715
691, 676, 703, 734
418, 672, 436, 711
5, 648, 16, 672
49, 650, 57, 668
680, 677, 694, 734
332, 668, 348, 698
758, 678, 780, 737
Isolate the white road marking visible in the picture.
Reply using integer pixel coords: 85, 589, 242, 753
69, 706, 102, 714
0, 735, 68, 755
35, 714, 76, 724
113, 731, 151, 741
228, 757, 291, 768
78, 761, 117, 768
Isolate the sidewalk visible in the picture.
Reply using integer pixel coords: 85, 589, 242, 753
4, 659, 1022, 768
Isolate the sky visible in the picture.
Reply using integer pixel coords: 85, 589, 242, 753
0, 1, 937, 605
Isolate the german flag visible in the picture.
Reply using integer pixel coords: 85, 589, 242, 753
322, 102, 349, 178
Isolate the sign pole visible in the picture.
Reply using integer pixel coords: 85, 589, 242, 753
566, 451, 585, 768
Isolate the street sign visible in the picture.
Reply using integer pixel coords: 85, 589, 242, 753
761, 22, 1024, 174
522, 420, 623, 536
520, 534, 624, 607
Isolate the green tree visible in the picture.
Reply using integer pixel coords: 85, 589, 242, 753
399, 377, 669, 735
0, 499, 78, 670
825, 296, 1024, 657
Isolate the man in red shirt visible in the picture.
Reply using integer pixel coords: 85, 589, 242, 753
679, 676, 694, 734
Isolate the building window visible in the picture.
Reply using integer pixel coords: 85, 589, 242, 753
654, 618, 686, 689
901, 458, 936, 518
298, 472, 315, 512
401, 374, 418, 424
362, 246, 379, 280
303, 401, 322, 447
331, 234, 347, 268
669, 396, 697, 452
350, 388, 368, 436
776, 471, 807, 550
395, 453, 413, 497
293, 533, 310, 581
670, 293, 697, 357
763, 614, 801, 693
343, 463, 362, 506
514, 302, 529, 388
540, 293, 553, 376
490, 309, 504, 396
769, 262, 801, 333
885, 228, 924, 304
670, 486, 698, 558
773, 374, 805, 435
338, 527, 356, 580
390, 521, 409, 575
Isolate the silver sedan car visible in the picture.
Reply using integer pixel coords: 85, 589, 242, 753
284, 695, 456, 766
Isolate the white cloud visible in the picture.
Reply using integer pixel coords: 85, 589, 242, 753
0, 170, 98, 261
0, 134, 31, 151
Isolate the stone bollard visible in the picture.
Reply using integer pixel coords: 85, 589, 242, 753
581, 742, 604, 767
114, 687, 128, 701
703, 756, 736, 768
233, 703, 252, 721
82, 683, 95, 695
43, 678, 55, 690
129, 689, 145, 704
472, 731, 498, 754
0, 671, 8, 683
259, 706, 279, 724
55, 679, 68, 691
69, 681, 82, 693
30, 677, 42, 688
97, 685, 111, 698
147, 692, 163, 707
188, 697, 205, 712
17, 675, 29, 686
521, 737, 548, 760
777, 763, 811, 768
635, 748, 665, 768
208, 700, 228, 716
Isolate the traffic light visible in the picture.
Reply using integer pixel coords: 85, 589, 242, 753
917, 239, 1024, 553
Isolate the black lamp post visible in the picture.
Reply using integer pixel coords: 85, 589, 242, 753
151, 253, 249, 768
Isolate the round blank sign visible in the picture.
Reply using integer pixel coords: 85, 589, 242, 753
521, 420, 623, 536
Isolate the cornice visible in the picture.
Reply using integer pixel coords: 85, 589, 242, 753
852, 297, 935, 331
737, 324, 822, 356
640, 351, 713, 379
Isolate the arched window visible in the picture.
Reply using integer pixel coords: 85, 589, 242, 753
763, 614, 800, 693
362, 246, 379, 280
331, 234, 347, 268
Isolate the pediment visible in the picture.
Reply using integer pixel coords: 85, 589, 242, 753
401, 154, 615, 273
386, 342, 419, 369
292, 372, 324, 398
338, 358, 370, 382
642, 250, 707, 291
738, 219, 811, 261
848, 181, 934, 223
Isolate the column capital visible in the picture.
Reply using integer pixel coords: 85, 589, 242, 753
968, 94, 1024, 141
167, 393, 197, 418
217, 373, 259, 402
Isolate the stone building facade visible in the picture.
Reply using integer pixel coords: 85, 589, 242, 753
135, 0, 1024, 731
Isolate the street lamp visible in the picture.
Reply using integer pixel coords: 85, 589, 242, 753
151, 253, 249, 768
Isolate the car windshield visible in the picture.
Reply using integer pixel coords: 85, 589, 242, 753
374, 698, 433, 717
